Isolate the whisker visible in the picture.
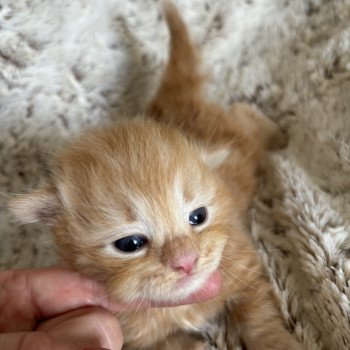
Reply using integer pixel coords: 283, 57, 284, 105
233, 248, 282, 253
220, 269, 264, 307
221, 267, 270, 299
220, 270, 264, 310
221, 256, 267, 275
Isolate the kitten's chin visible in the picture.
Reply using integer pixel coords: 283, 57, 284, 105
115, 271, 222, 308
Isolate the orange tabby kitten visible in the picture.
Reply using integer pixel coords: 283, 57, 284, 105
10, 3, 301, 350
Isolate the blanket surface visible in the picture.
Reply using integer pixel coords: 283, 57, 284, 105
1, 0, 350, 349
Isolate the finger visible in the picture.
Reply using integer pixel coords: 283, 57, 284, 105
0, 267, 123, 332
0, 307, 122, 350
0, 331, 74, 350
0, 332, 113, 350
186, 270, 222, 303
149, 270, 222, 308
38, 306, 123, 350
0, 267, 221, 333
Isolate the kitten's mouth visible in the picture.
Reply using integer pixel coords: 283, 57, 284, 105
121, 271, 222, 310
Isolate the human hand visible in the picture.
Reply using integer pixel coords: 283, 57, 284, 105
0, 267, 123, 350
0, 267, 221, 350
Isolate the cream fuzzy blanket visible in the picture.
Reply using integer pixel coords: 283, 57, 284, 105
1, 0, 350, 349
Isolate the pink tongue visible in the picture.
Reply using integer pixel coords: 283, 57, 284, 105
187, 270, 222, 303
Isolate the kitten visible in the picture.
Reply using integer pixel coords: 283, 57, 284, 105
10, 2, 302, 350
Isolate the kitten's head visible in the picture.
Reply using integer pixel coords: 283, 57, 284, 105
10, 119, 237, 303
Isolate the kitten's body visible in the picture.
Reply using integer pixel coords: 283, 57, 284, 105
11, 3, 301, 350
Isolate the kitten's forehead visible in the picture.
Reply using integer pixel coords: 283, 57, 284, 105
125, 169, 216, 241
54, 119, 217, 243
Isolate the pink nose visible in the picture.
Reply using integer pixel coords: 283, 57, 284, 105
170, 252, 199, 275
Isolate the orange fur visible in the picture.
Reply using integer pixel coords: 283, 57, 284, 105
10, 2, 301, 349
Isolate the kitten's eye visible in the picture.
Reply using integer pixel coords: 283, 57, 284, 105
114, 235, 148, 252
189, 207, 207, 225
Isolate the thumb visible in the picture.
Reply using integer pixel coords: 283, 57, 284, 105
0, 307, 122, 350
0, 332, 113, 350
38, 306, 122, 350
0, 331, 75, 350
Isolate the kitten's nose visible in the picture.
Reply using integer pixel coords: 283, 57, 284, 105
170, 252, 199, 275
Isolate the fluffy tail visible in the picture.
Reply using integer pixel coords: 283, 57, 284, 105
146, 3, 245, 147
146, 1, 206, 120
147, 2, 286, 154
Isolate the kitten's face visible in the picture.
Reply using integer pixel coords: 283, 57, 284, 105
13, 120, 236, 304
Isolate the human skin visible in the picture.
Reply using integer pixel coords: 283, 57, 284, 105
0, 267, 124, 350
0, 267, 221, 350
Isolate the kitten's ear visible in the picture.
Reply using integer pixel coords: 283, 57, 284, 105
9, 186, 60, 225
201, 147, 230, 170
